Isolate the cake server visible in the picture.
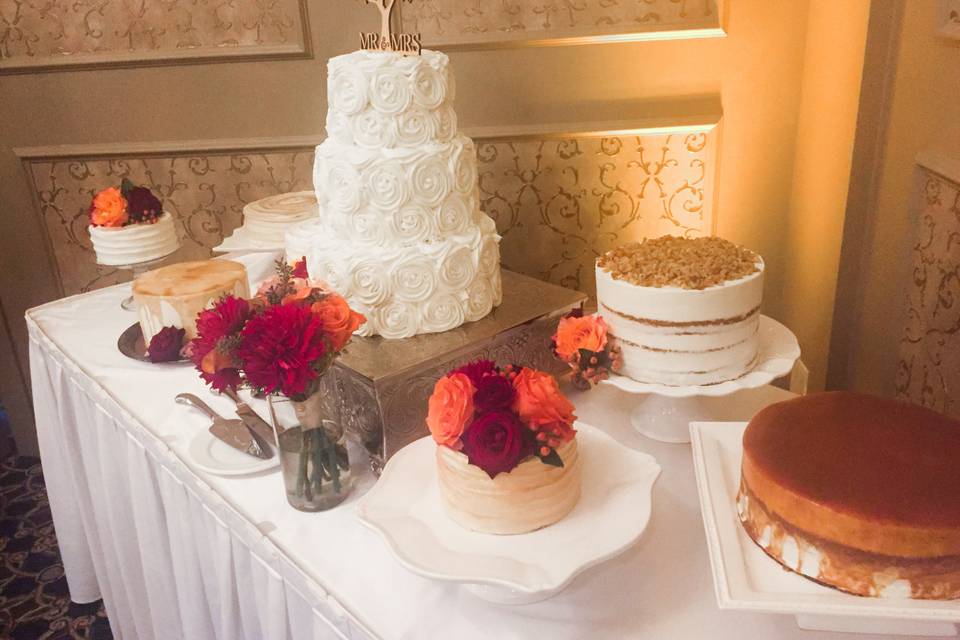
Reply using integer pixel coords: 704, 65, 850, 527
222, 387, 276, 445
175, 393, 269, 460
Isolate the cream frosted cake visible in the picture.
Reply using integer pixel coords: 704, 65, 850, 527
241, 191, 319, 248
132, 260, 249, 344
302, 49, 502, 339
427, 361, 580, 535
596, 236, 763, 386
87, 180, 179, 266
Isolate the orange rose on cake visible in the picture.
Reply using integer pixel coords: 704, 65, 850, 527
426, 373, 475, 449
552, 311, 621, 389
89, 187, 129, 227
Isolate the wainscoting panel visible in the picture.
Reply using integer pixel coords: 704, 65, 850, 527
0, 0, 310, 73
896, 154, 960, 417
18, 122, 718, 299
398, 0, 723, 49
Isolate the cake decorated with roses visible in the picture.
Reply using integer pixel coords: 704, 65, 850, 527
427, 361, 581, 535
88, 180, 179, 266
596, 235, 763, 386
299, 49, 502, 339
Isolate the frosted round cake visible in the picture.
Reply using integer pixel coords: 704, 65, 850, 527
436, 438, 581, 535
304, 49, 502, 339
738, 392, 960, 600
596, 236, 763, 386
285, 218, 324, 265
132, 260, 249, 344
89, 212, 180, 266
242, 191, 319, 248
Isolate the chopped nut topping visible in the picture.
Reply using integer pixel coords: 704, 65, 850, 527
598, 236, 760, 289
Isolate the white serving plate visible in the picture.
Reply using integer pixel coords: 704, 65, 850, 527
690, 421, 960, 637
356, 422, 661, 604
601, 315, 801, 443
187, 428, 279, 477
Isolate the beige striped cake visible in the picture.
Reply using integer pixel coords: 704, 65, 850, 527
596, 236, 764, 386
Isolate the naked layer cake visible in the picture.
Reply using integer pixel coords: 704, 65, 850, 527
596, 236, 763, 386
737, 392, 960, 600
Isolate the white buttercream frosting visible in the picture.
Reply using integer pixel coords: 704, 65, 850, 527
242, 191, 319, 248
89, 212, 180, 266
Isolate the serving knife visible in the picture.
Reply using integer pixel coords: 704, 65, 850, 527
222, 387, 277, 445
175, 393, 271, 460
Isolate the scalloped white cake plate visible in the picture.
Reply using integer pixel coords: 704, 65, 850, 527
690, 421, 960, 637
601, 315, 801, 444
213, 226, 284, 253
356, 423, 661, 605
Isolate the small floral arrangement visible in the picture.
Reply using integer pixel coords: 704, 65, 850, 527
427, 361, 577, 478
189, 258, 366, 399
89, 179, 163, 228
552, 310, 621, 389
146, 327, 187, 363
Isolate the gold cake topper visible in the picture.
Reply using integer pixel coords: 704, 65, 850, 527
359, 0, 421, 55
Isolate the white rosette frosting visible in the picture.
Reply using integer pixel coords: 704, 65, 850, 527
438, 244, 476, 290
438, 194, 471, 235
392, 204, 432, 243
346, 209, 386, 245
422, 294, 465, 333
349, 259, 390, 306
325, 160, 362, 216
478, 233, 501, 277
410, 155, 451, 208
397, 108, 436, 147
434, 105, 458, 143
465, 277, 495, 321
330, 68, 368, 115
315, 259, 353, 298
376, 300, 420, 339
412, 64, 447, 109
369, 67, 412, 115
353, 110, 398, 148
452, 140, 478, 194
366, 161, 408, 210
391, 256, 437, 303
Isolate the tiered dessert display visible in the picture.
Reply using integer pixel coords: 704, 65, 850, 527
301, 49, 503, 339
738, 392, 960, 600
427, 361, 581, 535
88, 180, 180, 309
596, 236, 800, 443
217, 191, 320, 252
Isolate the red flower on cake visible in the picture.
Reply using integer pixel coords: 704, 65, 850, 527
189, 296, 252, 391
454, 360, 497, 388
310, 293, 366, 351
125, 185, 163, 223
512, 368, 577, 446
553, 314, 608, 360
89, 187, 129, 227
147, 326, 185, 363
461, 410, 526, 478
473, 373, 515, 412
426, 373, 475, 448
238, 303, 328, 398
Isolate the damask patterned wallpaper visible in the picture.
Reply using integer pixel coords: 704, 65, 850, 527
0, 0, 308, 71
399, 0, 721, 47
22, 129, 716, 298
896, 168, 960, 417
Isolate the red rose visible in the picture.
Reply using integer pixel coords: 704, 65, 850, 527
461, 410, 526, 478
454, 360, 497, 388
473, 373, 515, 412
238, 303, 328, 398
125, 185, 163, 223
147, 326, 185, 363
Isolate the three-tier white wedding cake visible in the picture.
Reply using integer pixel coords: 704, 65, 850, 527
304, 50, 503, 339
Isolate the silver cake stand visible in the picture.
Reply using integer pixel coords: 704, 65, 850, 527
600, 315, 801, 444
110, 247, 179, 311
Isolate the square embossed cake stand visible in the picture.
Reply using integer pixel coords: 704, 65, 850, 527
319, 270, 586, 473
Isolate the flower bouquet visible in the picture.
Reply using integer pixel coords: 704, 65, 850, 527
189, 258, 366, 511
552, 310, 622, 389
427, 361, 582, 535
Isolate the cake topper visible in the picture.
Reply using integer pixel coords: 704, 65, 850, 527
358, 0, 421, 55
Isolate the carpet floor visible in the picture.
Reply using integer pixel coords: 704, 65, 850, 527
0, 456, 112, 639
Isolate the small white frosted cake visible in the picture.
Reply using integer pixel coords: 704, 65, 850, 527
436, 438, 581, 535
89, 212, 179, 266
242, 191, 319, 248
132, 260, 249, 344
284, 218, 324, 265
596, 236, 764, 386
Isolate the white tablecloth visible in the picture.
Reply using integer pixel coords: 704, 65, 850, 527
27, 262, 907, 640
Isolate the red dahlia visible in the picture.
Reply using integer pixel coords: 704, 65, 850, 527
189, 295, 251, 391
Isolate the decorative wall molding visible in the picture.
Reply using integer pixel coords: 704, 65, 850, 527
17, 118, 719, 299
0, 0, 311, 74
896, 157, 960, 417
397, 0, 724, 50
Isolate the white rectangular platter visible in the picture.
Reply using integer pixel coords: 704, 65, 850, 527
689, 421, 960, 637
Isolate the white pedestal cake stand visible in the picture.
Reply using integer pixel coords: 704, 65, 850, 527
600, 315, 801, 444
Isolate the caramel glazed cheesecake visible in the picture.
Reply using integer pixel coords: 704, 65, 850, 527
738, 392, 960, 599
595, 236, 764, 386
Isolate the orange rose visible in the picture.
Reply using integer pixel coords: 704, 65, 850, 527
200, 346, 234, 375
426, 373, 475, 448
282, 284, 315, 306
311, 293, 366, 351
554, 315, 608, 360
512, 368, 576, 442
89, 187, 129, 227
